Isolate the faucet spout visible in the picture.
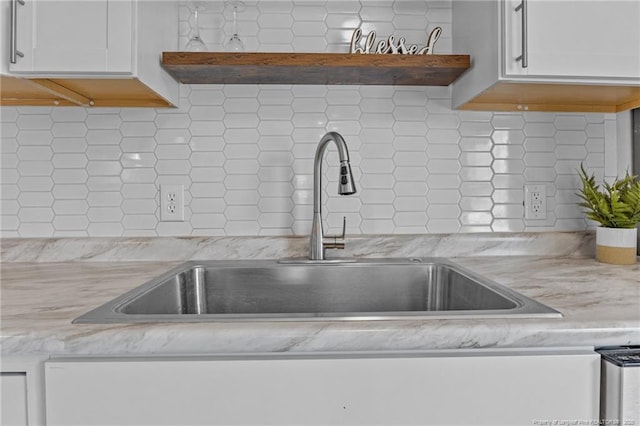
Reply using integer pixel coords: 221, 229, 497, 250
310, 132, 357, 260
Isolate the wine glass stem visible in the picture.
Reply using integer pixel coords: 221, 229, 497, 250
232, 7, 238, 36
194, 8, 201, 39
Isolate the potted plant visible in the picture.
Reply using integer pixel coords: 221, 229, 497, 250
577, 164, 640, 265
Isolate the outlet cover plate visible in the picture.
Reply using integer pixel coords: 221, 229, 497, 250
160, 184, 184, 222
524, 184, 547, 220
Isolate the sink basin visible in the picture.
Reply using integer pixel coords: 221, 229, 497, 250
73, 258, 561, 323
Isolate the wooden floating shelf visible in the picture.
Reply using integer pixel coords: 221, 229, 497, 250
161, 52, 471, 86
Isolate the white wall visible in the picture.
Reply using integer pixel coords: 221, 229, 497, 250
0, 1, 611, 238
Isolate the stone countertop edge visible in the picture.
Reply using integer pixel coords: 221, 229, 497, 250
0, 231, 597, 263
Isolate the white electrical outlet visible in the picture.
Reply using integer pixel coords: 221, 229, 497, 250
160, 184, 184, 222
524, 184, 547, 220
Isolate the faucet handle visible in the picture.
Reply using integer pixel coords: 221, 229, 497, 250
323, 216, 347, 250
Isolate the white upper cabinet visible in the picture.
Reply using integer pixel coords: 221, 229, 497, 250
503, 0, 640, 81
1, 0, 179, 107
9, 0, 133, 74
453, 0, 640, 112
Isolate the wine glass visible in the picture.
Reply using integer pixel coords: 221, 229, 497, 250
224, 0, 245, 52
185, 3, 207, 52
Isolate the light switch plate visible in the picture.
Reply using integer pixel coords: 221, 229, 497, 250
160, 184, 184, 222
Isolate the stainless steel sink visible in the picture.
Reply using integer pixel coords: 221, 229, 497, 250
73, 258, 561, 323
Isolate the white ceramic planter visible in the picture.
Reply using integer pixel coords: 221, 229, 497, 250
595, 227, 638, 265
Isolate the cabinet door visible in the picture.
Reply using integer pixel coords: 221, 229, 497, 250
45, 349, 599, 426
1, 0, 11, 74
1, 373, 28, 426
504, 0, 640, 80
9, 0, 132, 74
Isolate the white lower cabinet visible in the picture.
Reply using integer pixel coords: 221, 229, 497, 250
1, 373, 28, 426
1, 356, 47, 426
45, 348, 600, 426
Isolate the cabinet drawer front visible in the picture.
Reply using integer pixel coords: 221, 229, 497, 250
46, 351, 599, 426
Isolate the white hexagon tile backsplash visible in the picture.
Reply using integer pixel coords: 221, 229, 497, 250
0, 1, 609, 238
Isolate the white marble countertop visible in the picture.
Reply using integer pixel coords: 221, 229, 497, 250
2, 254, 639, 356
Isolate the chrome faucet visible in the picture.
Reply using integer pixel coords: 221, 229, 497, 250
310, 132, 357, 260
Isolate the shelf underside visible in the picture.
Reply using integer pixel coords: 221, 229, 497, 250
460, 82, 640, 113
161, 52, 471, 86
0, 76, 173, 107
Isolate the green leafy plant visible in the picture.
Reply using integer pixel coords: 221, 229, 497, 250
577, 164, 640, 228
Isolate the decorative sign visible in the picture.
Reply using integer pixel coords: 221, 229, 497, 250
349, 27, 442, 55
